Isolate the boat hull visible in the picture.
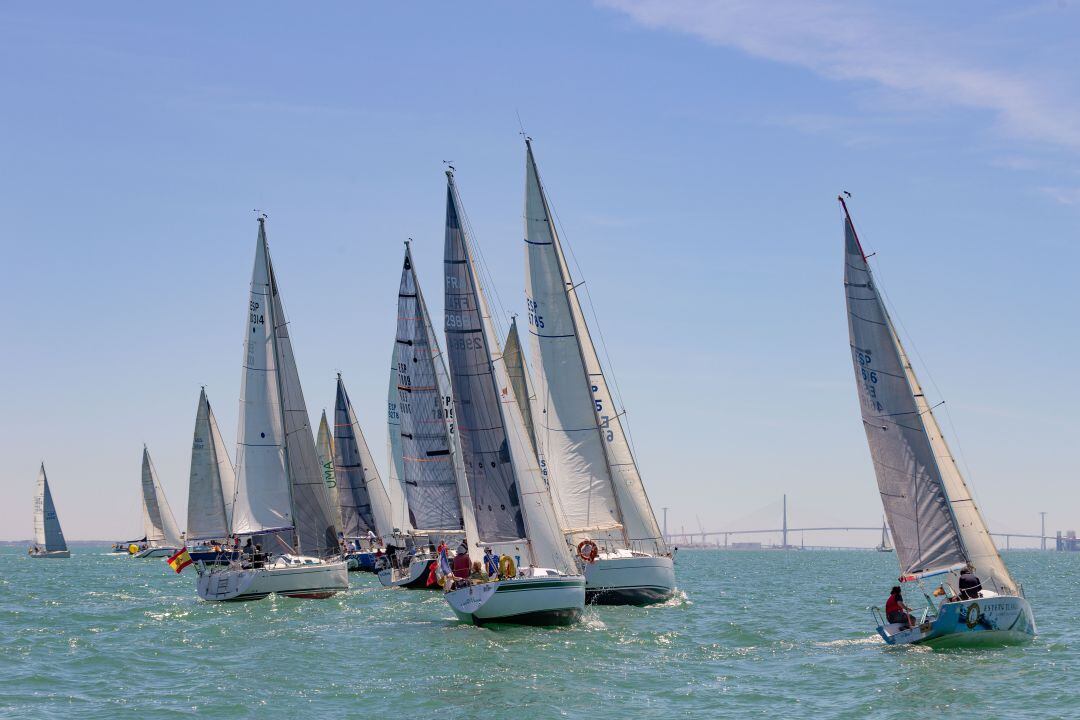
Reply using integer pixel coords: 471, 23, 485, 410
878, 595, 1036, 647
378, 557, 437, 589
133, 546, 176, 559
346, 551, 377, 572
197, 558, 348, 602
29, 550, 70, 559
445, 574, 585, 626
584, 554, 676, 605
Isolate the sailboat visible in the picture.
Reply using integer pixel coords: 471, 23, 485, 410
875, 518, 893, 553
522, 140, 675, 604
134, 447, 183, 558
196, 216, 347, 601
442, 169, 585, 625
333, 373, 394, 572
379, 243, 469, 590
841, 196, 1035, 646
315, 410, 340, 526
30, 463, 70, 559
185, 388, 239, 565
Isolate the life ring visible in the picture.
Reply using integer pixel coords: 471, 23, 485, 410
965, 603, 981, 629
498, 554, 517, 578
577, 540, 599, 563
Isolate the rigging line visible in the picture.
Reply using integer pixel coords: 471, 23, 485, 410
453, 178, 511, 343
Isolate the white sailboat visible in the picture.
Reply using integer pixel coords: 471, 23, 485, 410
30, 463, 70, 559
185, 388, 239, 565
196, 216, 347, 601
522, 140, 675, 604
333, 373, 394, 570
442, 169, 585, 625
875, 519, 893, 553
841, 197, 1035, 646
379, 243, 469, 590
134, 446, 183, 558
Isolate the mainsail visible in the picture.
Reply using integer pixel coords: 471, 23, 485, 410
231, 217, 339, 557
443, 170, 573, 571
141, 447, 183, 548
333, 374, 394, 539
841, 198, 1014, 592
394, 244, 465, 533
34, 463, 67, 553
523, 140, 666, 554
186, 388, 237, 542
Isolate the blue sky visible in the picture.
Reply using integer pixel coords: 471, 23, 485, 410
2, 2, 1077, 545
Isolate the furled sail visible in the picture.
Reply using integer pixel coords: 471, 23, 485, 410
394, 245, 466, 532
443, 170, 573, 572
523, 141, 666, 554
34, 463, 67, 552
841, 199, 1013, 592
232, 217, 338, 556
141, 447, 183, 548
186, 388, 238, 541
333, 375, 393, 539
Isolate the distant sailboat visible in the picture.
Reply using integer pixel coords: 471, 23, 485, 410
134, 447, 183, 558
841, 197, 1034, 646
441, 169, 585, 625
185, 388, 239, 565
316, 410, 340, 524
875, 519, 893, 553
333, 373, 394, 571
379, 243, 469, 590
196, 216, 347, 601
30, 463, 70, 559
522, 140, 675, 604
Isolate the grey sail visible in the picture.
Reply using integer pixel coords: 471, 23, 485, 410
265, 229, 340, 557
386, 364, 412, 533
843, 203, 970, 577
503, 317, 539, 456
443, 179, 527, 544
394, 245, 465, 532
186, 388, 236, 542
34, 464, 67, 552
333, 374, 393, 539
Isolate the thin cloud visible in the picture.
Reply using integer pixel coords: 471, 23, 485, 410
598, 0, 1080, 152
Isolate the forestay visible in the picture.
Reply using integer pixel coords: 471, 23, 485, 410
34, 463, 67, 552
443, 171, 573, 572
333, 375, 394, 539
141, 447, 183, 548
186, 388, 237, 541
842, 200, 1013, 592
523, 141, 666, 553
394, 246, 465, 533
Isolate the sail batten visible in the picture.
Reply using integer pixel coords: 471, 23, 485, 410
841, 200, 1013, 591
34, 464, 67, 553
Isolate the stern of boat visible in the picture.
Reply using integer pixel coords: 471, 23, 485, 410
583, 552, 676, 605
445, 571, 585, 626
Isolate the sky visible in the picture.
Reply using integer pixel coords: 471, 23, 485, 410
2, 2, 1078, 547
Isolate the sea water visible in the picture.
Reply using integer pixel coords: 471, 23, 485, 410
1, 546, 1076, 719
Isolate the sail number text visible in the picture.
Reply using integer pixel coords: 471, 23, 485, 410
855, 348, 883, 413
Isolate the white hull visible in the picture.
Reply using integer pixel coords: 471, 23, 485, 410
583, 552, 675, 605
445, 572, 585, 626
197, 556, 348, 601
377, 555, 436, 589
134, 546, 176, 559
29, 550, 70, 559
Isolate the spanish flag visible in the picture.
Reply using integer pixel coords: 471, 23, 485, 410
167, 547, 193, 574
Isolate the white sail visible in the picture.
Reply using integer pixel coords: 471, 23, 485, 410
503, 317, 539, 455
333, 375, 394, 539
34, 463, 67, 552
232, 217, 338, 557
841, 199, 1014, 592
386, 365, 411, 533
316, 410, 340, 528
186, 388, 237, 541
141, 447, 183, 548
523, 141, 666, 553
443, 171, 574, 572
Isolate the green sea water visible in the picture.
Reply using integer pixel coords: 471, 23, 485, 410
1, 546, 1076, 719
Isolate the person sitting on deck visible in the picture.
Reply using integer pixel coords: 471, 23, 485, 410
366, 529, 378, 549
469, 561, 485, 582
885, 586, 915, 628
252, 544, 267, 569
958, 565, 983, 600
452, 544, 471, 579
242, 538, 254, 557
483, 547, 499, 578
